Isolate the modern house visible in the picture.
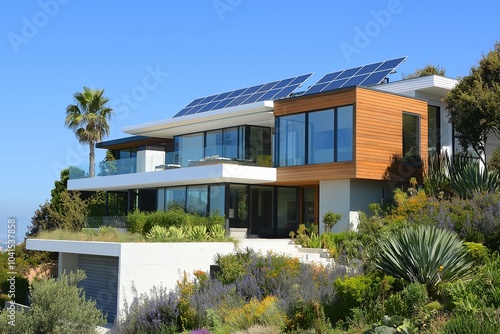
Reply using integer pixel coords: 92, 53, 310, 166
28, 57, 469, 322
66, 57, 458, 236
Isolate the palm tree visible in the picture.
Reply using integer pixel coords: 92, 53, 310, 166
65, 87, 113, 177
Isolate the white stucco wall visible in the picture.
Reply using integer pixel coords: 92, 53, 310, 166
58, 252, 78, 276
117, 242, 235, 318
137, 150, 166, 173
349, 179, 391, 229
319, 179, 393, 233
26, 239, 236, 321
319, 179, 351, 234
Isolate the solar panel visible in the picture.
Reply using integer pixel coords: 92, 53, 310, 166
303, 56, 407, 95
173, 73, 313, 118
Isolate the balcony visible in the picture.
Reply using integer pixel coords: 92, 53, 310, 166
69, 148, 273, 180
67, 149, 276, 192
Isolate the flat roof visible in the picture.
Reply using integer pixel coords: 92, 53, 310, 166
96, 136, 167, 150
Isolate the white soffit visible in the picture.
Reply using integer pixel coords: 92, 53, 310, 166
373, 75, 457, 98
123, 101, 275, 138
68, 164, 277, 192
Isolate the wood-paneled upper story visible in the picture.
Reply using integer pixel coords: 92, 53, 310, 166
272, 86, 428, 185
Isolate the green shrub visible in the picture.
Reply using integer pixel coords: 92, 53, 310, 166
423, 301, 444, 312
99, 225, 118, 235
142, 209, 187, 234
464, 242, 489, 265
443, 253, 500, 313
222, 296, 285, 333
0, 270, 106, 334
322, 211, 341, 232
126, 209, 148, 234
442, 311, 500, 334
375, 225, 474, 294
207, 213, 225, 228
385, 283, 428, 318
213, 249, 253, 284
0, 275, 30, 305
332, 273, 394, 323
286, 300, 332, 333
488, 146, 500, 173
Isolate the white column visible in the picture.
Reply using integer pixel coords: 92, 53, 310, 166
319, 179, 351, 234
58, 252, 78, 276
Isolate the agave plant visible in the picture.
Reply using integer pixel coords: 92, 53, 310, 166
208, 224, 226, 240
424, 153, 500, 199
448, 157, 500, 199
166, 226, 185, 239
375, 225, 473, 292
186, 225, 208, 241
145, 225, 169, 240
423, 152, 452, 198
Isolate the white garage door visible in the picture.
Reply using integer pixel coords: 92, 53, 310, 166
78, 254, 119, 323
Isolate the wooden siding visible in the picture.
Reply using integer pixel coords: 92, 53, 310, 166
274, 88, 356, 116
355, 88, 428, 180
273, 87, 428, 183
274, 161, 356, 185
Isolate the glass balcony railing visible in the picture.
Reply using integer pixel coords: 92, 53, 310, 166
68, 158, 137, 179
69, 150, 273, 180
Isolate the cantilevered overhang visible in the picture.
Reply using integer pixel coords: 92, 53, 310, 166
68, 164, 277, 191
123, 100, 275, 138
96, 135, 167, 150
372, 75, 457, 98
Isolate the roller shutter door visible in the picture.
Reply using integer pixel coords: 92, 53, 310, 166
78, 255, 119, 323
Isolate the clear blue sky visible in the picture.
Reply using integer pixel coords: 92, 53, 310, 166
1, 0, 499, 242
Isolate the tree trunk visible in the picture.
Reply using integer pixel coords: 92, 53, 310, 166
89, 142, 95, 177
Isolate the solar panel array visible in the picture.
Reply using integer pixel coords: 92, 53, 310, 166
303, 56, 407, 95
173, 73, 313, 118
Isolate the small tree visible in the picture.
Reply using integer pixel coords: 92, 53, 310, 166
0, 270, 106, 334
65, 87, 114, 177
488, 146, 500, 173
402, 64, 446, 79
48, 190, 89, 231
322, 211, 342, 232
444, 41, 500, 165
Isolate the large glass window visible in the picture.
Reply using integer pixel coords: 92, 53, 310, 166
428, 105, 440, 155
157, 188, 165, 211
276, 187, 298, 237
223, 127, 239, 159
303, 187, 315, 225
276, 105, 353, 166
278, 114, 306, 166
229, 184, 247, 227
403, 113, 420, 158
209, 185, 225, 216
186, 186, 208, 215
249, 186, 274, 237
174, 126, 270, 166
247, 126, 272, 166
165, 187, 186, 209
308, 109, 335, 164
205, 130, 223, 157
178, 133, 204, 166
337, 106, 353, 161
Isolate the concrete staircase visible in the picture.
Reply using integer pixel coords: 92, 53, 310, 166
236, 238, 333, 266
